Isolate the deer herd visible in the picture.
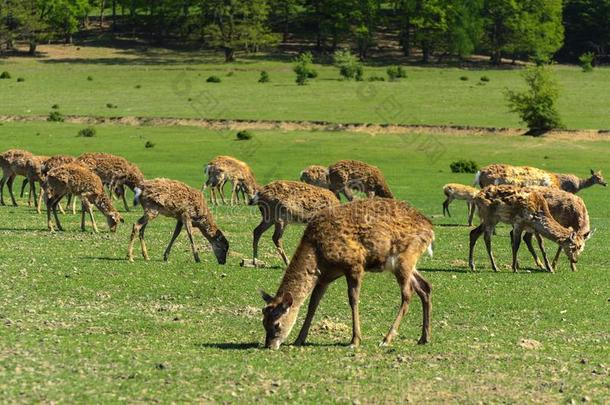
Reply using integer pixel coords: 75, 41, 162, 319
0, 148, 605, 349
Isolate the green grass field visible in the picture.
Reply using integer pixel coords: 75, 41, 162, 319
0, 121, 608, 402
1, 46, 610, 129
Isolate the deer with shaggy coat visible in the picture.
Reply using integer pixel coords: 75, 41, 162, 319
20, 155, 50, 213
260, 198, 433, 349
474, 164, 606, 193
128, 179, 229, 264
299, 165, 329, 189
442, 183, 479, 226
469, 185, 585, 273
515, 187, 591, 272
247, 180, 339, 266
0, 149, 33, 206
44, 163, 124, 232
328, 160, 393, 201
202, 156, 258, 205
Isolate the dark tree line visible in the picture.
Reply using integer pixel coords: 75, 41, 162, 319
1, 0, 607, 63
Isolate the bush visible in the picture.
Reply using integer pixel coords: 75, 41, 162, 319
87, 76, 93, 81
459, 76, 469, 81
135, 84, 142, 89
368, 75, 385, 82
236, 130, 253, 140
386, 66, 406, 81
206, 75, 221, 83
480, 76, 490, 82
333, 49, 364, 81
145, 141, 155, 148
293, 52, 317, 85
258, 71, 270, 83
51, 104, 59, 109
505, 66, 563, 135
78, 127, 96, 137
450, 160, 479, 174
226, 71, 234, 77
0, 71, 11, 79
16, 77, 25, 82
106, 103, 117, 109
579, 52, 594, 72
47, 111, 64, 122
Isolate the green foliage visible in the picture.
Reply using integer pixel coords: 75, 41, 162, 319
579, 52, 594, 72
51, 104, 60, 110
386, 66, 406, 82
450, 159, 479, 173
258, 71, 270, 83
145, 141, 155, 148
293, 52, 317, 85
17, 77, 25, 82
0, 71, 11, 79
505, 66, 563, 134
236, 130, 254, 140
78, 127, 96, 138
460, 75, 469, 81
87, 76, 93, 81
47, 111, 64, 122
333, 49, 364, 81
106, 103, 117, 109
480, 75, 490, 82
367, 75, 385, 82
206, 76, 221, 83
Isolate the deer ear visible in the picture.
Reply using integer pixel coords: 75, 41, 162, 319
259, 289, 273, 303
585, 228, 595, 240
281, 292, 293, 309
590, 169, 595, 175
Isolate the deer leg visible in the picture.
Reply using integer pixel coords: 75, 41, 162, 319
230, 183, 238, 206
523, 232, 544, 269
342, 186, 355, 202
30, 178, 38, 209
534, 233, 554, 273
469, 224, 485, 271
20, 177, 28, 198
467, 202, 476, 226
128, 212, 153, 262
70, 194, 77, 215
0, 173, 7, 205
85, 199, 98, 233
183, 217, 200, 263
346, 271, 364, 347
219, 181, 228, 205
551, 245, 563, 270
382, 259, 414, 346
37, 183, 45, 214
294, 282, 329, 346
413, 271, 432, 344
272, 221, 289, 265
163, 220, 183, 261
442, 197, 452, 217
483, 227, 499, 272
252, 218, 273, 266
511, 227, 523, 272
50, 195, 65, 231
7, 175, 18, 206
80, 201, 87, 231
117, 185, 129, 212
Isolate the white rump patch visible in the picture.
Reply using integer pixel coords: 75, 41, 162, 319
427, 242, 434, 258
473, 171, 481, 187
383, 254, 399, 271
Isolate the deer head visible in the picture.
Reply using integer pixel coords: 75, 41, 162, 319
560, 230, 586, 264
589, 169, 607, 186
260, 291, 295, 349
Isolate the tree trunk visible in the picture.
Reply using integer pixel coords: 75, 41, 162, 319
28, 40, 37, 55
112, 0, 117, 32
490, 49, 502, 64
100, 0, 105, 27
422, 42, 431, 63
224, 47, 235, 62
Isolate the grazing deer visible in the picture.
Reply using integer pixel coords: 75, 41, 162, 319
41, 155, 79, 214
328, 160, 393, 201
128, 178, 229, 264
516, 187, 591, 272
442, 183, 478, 226
474, 164, 607, 193
260, 198, 433, 349
469, 185, 585, 273
203, 156, 258, 205
247, 180, 339, 266
0, 149, 33, 206
20, 155, 50, 213
300, 165, 329, 189
44, 163, 124, 232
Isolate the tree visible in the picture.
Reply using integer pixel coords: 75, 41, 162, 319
560, 0, 610, 61
0, 1, 49, 54
45, 0, 91, 43
205, 0, 279, 62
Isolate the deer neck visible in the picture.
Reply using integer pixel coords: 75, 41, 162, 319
93, 193, 114, 217
531, 210, 571, 244
575, 176, 596, 192
556, 173, 592, 193
276, 239, 320, 312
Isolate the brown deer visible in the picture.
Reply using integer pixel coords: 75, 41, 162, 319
0, 149, 33, 206
260, 198, 433, 349
474, 164, 606, 193
40, 155, 79, 214
128, 178, 229, 264
442, 183, 479, 226
328, 160, 393, 201
44, 163, 124, 232
515, 187, 591, 272
300, 165, 329, 189
21, 155, 50, 213
469, 185, 585, 273
203, 156, 258, 205
247, 180, 339, 266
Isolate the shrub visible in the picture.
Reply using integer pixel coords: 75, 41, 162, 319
258, 71, 270, 83
368, 75, 385, 82
386, 66, 406, 81
145, 141, 155, 148
293, 52, 317, 85
135, 84, 142, 89
206, 75, 221, 83
78, 127, 96, 138
16, 77, 25, 82
47, 111, 64, 122
579, 52, 594, 72
51, 104, 59, 109
460, 76, 469, 81
226, 71, 234, 77
87, 76, 93, 81
236, 130, 253, 140
505, 66, 563, 135
333, 49, 364, 81
0, 71, 11, 79
106, 103, 117, 109
480, 76, 490, 82
450, 160, 479, 174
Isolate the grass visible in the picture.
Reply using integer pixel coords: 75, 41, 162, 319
0, 121, 608, 402
1, 45, 610, 129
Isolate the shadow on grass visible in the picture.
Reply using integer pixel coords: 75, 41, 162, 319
421, 267, 469, 273
435, 223, 472, 228
196, 342, 260, 350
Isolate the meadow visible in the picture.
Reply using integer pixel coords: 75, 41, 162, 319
0, 121, 608, 403
1, 45, 610, 129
